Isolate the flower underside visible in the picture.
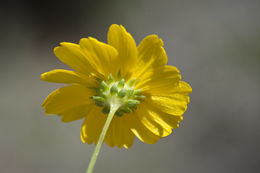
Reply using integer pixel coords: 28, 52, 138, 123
41, 24, 192, 150
91, 73, 145, 117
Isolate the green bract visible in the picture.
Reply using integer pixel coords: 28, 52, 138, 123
92, 74, 145, 116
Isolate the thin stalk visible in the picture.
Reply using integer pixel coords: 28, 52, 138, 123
86, 106, 118, 173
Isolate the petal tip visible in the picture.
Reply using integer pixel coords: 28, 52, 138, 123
53, 46, 61, 54
40, 72, 49, 81
109, 24, 120, 29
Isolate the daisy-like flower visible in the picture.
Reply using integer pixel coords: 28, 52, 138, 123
41, 24, 192, 149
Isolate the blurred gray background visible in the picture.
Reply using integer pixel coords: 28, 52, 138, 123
1, 0, 259, 172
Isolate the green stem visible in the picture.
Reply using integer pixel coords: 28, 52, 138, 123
86, 106, 118, 173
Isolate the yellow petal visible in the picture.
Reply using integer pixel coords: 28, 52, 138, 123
136, 65, 181, 94
144, 102, 183, 129
146, 86, 191, 116
81, 107, 135, 148
59, 103, 94, 123
42, 85, 95, 114
135, 102, 172, 137
126, 113, 161, 144
79, 37, 119, 77
81, 107, 106, 144
107, 24, 137, 77
54, 42, 102, 78
104, 116, 135, 148
41, 69, 97, 86
104, 116, 119, 147
122, 121, 135, 149
133, 35, 168, 79
176, 81, 192, 95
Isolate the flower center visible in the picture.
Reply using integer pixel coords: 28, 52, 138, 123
91, 74, 145, 116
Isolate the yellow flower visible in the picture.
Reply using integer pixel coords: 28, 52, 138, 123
41, 24, 192, 149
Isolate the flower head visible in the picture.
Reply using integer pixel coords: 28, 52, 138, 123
41, 24, 192, 148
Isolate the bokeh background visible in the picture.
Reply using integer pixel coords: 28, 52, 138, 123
1, 0, 259, 172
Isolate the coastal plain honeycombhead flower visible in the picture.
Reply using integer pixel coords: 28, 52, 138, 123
41, 24, 192, 149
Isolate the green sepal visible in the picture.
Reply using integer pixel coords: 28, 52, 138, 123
125, 99, 140, 109
117, 70, 121, 79
127, 78, 136, 86
101, 81, 109, 91
115, 111, 123, 117
117, 79, 125, 88
92, 74, 145, 117
101, 93, 108, 99
118, 88, 127, 97
122, 107, 132, 114
126, 89, 134, 97
110, 84, 118, 94
95, 77, 102, 83
134, 95, 146, 100
102, 105, 110, 114
92, 96, 105, 107
107, 74, 114, 84
134, 89, 142, 95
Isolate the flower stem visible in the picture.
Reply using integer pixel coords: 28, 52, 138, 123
86, 106, 118, 173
